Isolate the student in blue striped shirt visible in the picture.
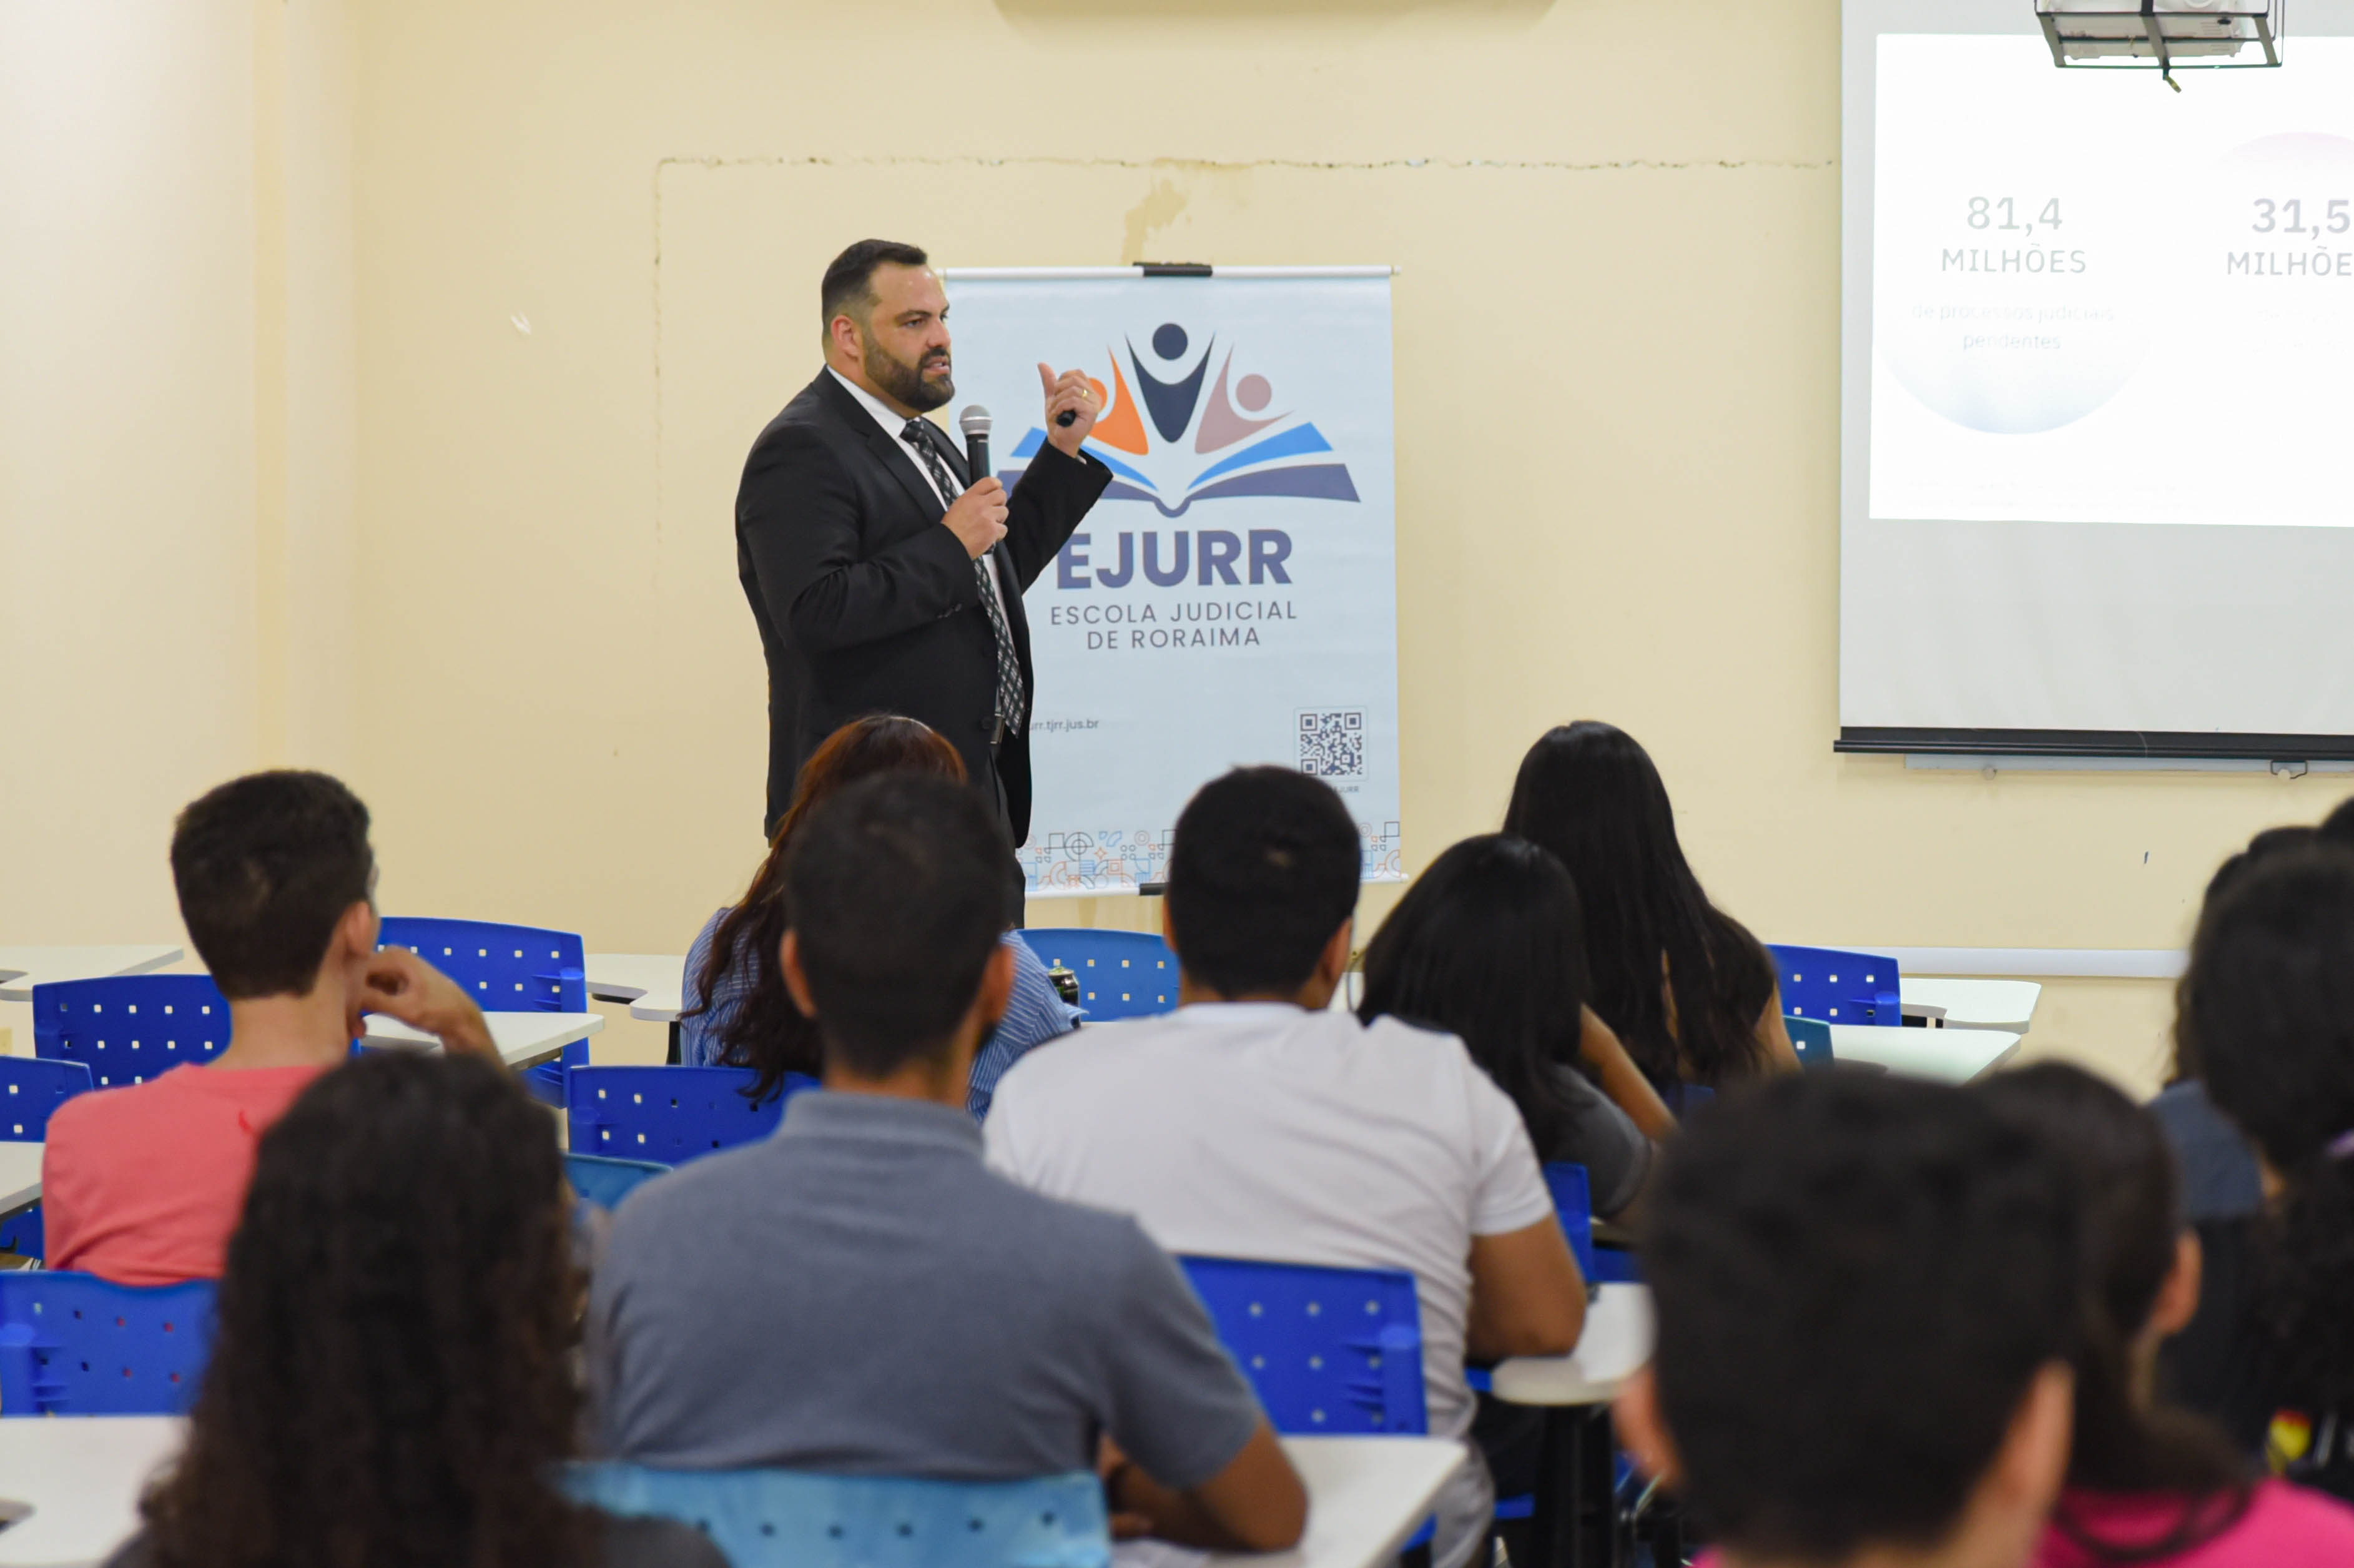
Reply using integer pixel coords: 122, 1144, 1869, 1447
677, 714, 1077, 1116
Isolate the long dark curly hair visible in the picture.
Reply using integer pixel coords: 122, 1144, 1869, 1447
681, 714, 967, 1103
1357, 834, 1596, 1160
2179, 844, 2354, 1424
141, 1052, 588, 1568
1503, 722, 1773, 1090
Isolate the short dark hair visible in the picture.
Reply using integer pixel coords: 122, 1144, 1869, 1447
169, 771, 374, 1000
1645, 1072, 2079, 1560
820, 239, 929, 334
1165, 767, 1361, 996
782, 772, 1007, 1077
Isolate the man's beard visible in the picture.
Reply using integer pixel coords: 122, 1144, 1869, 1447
864, 332, 953, 412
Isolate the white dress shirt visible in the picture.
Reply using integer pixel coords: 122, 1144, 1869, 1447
827, 367, 1010, 616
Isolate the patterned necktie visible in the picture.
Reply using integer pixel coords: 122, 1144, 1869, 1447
904, 418, 1024, 737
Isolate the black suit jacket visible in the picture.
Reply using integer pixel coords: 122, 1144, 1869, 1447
736, 370, 1111, 841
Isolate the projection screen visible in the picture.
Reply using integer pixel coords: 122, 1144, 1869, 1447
1840, 0, 2354, 760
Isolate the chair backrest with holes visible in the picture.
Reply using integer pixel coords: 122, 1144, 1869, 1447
1542, 1162, 1597, 1283
377, 917, 586, 1012
1767, 944, 1903, 1028
1786, 1013, 1836, 1068
0, 1271, 215, 1417
33, 975, 233, 1087
0, 1056, 93, 1141
559, 1463, 1111, 1568
1013, 929, 1177, 1021
566, 1067, 818, 1165
566, 1151, 672, 1209
1177, 1255, 1426, 1435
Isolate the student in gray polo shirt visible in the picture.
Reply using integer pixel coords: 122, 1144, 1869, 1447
585, 774, 1306, 1554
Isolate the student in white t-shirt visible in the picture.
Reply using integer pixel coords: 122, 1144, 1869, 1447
985, 766, 1587, 1568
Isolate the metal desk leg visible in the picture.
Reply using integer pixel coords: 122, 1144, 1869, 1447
665, 1022, 681, 1065
1529, 1404, 1617, 1568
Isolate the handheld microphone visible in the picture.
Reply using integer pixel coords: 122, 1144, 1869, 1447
958, 405, 992, 485
1055, 408, 1078, 428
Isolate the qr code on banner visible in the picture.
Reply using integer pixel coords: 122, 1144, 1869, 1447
1298, 711, 1366, 777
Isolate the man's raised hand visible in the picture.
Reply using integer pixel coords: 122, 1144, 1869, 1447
1040, 362, 1099, 457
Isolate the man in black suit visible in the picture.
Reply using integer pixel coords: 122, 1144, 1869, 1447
736, 239, 1111, 912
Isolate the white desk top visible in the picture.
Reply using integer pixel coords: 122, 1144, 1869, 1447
0, 948, 184, 1005
1830, 1024, 2021, 1083
1118, 1434, 1464, 1568
1490, 1283, 1653, 1408
0, 1141, 40, 1218
0, 1415, 182, 1566
582, 954, 687, 1024
360, 1011, 603, 1071
1899, 978, 2042, 1033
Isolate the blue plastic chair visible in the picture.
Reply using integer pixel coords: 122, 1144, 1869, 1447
33, 975, 232, 1087
0, 1272, 215, 1416
1544, 1162, 1597, 1284
559, 1464, 1110, 1568
1768, 944, 1901, 1028
1015, 930, 1177, 1020
1785, 1013, 1836, 1068
1181, 1255, 1431, 1546
565, 1151, 671, 1209
0, 1057, 96, 1263
379, 917, 588, 1103
566, 1067, 817, 1165
1, 1055, 93, 1142
1469, 1161, 1600, 1399
1178, 1255, 1426, 1434
0, 1206, 41, 1265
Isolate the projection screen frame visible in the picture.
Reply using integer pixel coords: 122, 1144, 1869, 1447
1839, 0, 2354, 763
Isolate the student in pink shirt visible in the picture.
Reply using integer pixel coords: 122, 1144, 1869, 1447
40, 771, 496, 1284
1613, 1072, 2079, 1568
1979, 1062, 2354, 1567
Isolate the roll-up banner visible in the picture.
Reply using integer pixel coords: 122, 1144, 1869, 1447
942, 266, 1402, 897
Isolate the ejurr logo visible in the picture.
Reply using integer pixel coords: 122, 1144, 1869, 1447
1005, 322, 1359, 518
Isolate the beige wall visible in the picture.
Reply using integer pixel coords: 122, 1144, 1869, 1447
0, 1, 261, 949
0, 0, 355, 1048
6, 1, 2343, 1086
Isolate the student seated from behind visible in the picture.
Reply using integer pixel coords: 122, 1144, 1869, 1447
987, 766, 1587, 1568
1977, 1062, 2354, 1567
1357, 833, 1673, 1225
111, 1052, 724, 1568
2179, 844, 2354, 1504
2147, 826, 2308, 1447
1354, 832, 1673, 1545
41, 771, 496, 1285
676, 714, 1075, 1117
1613, 1072, 2080, 1568
588, 774, 1305, 1554
1504, 722, 1800, 1094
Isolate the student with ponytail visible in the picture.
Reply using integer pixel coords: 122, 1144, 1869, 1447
2179, 843, 2354, 1506
1979, 1062, 2354, 1566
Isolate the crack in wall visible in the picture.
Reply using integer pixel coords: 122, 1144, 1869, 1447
654, 152, 1836, 174
648, 148, 1834, 538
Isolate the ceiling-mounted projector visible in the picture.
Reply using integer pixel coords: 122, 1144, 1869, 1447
2036, 0, 2283, 85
